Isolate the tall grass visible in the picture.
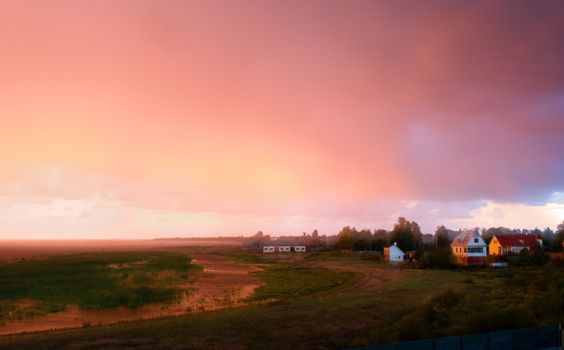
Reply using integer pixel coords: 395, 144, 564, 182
0, 251, 201, 320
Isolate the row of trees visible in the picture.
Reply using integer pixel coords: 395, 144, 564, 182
481, 226, 552, 241
332, 219, 564, 268
334, 217, 424, 252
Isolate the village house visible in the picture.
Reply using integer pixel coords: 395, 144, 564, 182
383, 242, 405, 263
451, 230, 487, 266
262, 246, 275, 253
488, 234, 542, 256
262, 241, 307, 253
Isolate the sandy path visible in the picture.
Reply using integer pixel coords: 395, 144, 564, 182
179, 253, 261, 312
0, 254, 260, 336
303, 260, 410, 289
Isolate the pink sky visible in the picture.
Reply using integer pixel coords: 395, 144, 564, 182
1, 0, 563, 238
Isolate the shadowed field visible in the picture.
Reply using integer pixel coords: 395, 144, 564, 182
0, 248, 562, 349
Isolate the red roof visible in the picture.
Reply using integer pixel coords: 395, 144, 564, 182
493, 234, 541, 248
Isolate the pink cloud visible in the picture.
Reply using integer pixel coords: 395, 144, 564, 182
0, 1, 562, 237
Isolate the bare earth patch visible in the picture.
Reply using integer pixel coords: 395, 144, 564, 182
302, 259, 411, 289
0, 253, 260, 336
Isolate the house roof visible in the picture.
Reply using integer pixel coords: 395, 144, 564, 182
384, 243, 405, 254
451, 230, 485, 247
493, 234, 541, 248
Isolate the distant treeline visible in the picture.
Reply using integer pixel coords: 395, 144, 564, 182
242, 230, 334, 250
245, 219, 564, 255
334, 217, 424, 252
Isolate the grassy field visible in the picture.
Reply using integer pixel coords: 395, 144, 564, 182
249, 262, 355, 302
0, 251, 201, 322
0, 251, 562, 349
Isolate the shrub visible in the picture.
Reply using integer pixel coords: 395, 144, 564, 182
418, 248, 455, 269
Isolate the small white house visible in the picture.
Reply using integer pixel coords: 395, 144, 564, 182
294, 246, 306, 252
384, 242, 405, 263
278, 246, 291, 253
263, 246, 275, 253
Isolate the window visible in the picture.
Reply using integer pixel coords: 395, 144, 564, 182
468, 247, 483, 253
474, 238, 479, 243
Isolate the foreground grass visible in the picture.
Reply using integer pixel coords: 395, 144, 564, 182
0, 253, 562, 349
249, 263, 355, 301
0, 251, 201, 321
376, 264, 564, 343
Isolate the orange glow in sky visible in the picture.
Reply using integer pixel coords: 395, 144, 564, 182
1, 1, 563, 238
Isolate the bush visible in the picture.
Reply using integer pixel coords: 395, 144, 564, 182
418, 248, 455, 269
396, 289, 462, 340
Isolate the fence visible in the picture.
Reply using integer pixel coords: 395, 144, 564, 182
347, 324, 562, 350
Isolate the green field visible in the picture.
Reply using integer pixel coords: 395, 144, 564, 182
0, 251, 563, 349
0, 251, 201, 321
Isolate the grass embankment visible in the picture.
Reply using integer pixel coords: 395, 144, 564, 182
0, 251, 201, 321
0, 252, 562, 350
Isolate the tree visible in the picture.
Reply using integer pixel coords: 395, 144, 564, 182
435, 226, 450, 249
374, 229, 389, 240
389, 217, 421, 252
335, 227, 374, 251
373, 229, 389, 251
410, 221, 422, 244
354, 229, 372, 251
549, 221, 564, 252
542, 227, 554, 242
335, 226, 356, 250
531, 228, 543, 237
311, 229, 319, 238
481, 228, 495, 243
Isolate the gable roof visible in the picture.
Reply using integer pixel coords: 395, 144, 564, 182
492, 234, 541, 248
384, 243, 405, 254
451, 230, 485, 247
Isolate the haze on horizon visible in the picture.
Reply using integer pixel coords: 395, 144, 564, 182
1, 0, 563, 239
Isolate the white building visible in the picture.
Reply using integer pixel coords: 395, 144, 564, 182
384, 242, 405, 263
263, 246, 275, 253
451, 230, 487, 266
261, 242, 307, 253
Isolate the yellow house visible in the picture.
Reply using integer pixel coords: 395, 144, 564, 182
489, 234, 542, 256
